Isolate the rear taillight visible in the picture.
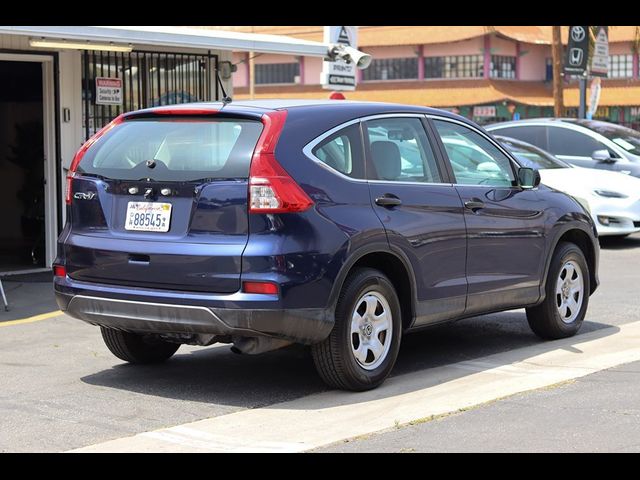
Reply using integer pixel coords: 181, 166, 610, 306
248, 111, 314, 214
53, 265, 66, 277
66, 115, 124, 205
242, 281, 278, 295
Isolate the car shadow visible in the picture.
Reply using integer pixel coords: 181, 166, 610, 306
599, 235, 640, 250
81, 311, 616, 409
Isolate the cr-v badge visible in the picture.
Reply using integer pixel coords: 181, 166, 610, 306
74, 192, 96, 200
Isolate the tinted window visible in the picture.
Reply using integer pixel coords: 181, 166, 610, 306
364, 118, 443, 183
497, 138, 570, 170
312, 123, 364, 179
491, 125, 548, 150
434, 120, 516, 187
547, 127, 605, 157
581, 121, 640, 156
80, 118, 263, 181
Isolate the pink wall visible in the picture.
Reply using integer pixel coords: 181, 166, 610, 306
232, 52, 248, 88
304, 57, 323, 85
423, 37, 484, 57
361, 45, 418, 59
609, 41, 632, 55
519, 43, 549, 81
490, 35, 517, 55
251, 53, 298, 64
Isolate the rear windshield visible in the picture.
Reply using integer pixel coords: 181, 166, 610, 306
79, 118, 263, 181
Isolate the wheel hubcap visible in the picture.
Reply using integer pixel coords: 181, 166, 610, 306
555, 260, 584, 324
350, 291, 393, 370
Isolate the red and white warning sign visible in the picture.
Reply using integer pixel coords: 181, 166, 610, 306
95, 77, 122, 105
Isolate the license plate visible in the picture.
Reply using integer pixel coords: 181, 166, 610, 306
125, 202, 172, 232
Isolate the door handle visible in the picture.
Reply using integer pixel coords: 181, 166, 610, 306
375, 195, 402, 207
464, 199, 485, 211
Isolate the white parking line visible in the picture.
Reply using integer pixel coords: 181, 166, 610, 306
69, 321, 640, 453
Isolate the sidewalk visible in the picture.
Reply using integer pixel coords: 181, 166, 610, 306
317, 360, 640, 453
0, 272, 58, 322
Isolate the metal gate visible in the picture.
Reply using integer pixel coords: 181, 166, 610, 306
82, 50, 219, 140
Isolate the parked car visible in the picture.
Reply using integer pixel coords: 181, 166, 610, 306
495, 135, 640, 238
54, 100, 600, 391
486, 118, 640, 177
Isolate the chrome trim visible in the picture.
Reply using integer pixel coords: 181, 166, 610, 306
302, 113, 454, 187
72, 294, 225, 322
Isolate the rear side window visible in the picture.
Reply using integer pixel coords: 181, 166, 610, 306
79, 118, 263, 181
312, 123, 365, 179
492, 126, 548, 151
547, 127, 605, 157
364, 117, 443, 183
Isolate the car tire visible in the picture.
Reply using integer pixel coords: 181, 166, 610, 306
311, 268, 402, 391
526, 242, 590, 339
100, 327, 180, 364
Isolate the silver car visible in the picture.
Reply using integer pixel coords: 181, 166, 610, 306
486, 118, 640, 177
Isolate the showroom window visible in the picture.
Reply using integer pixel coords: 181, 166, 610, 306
424, 55, 483, 79
609, 54, 634, 78
362, 57, 418, 81
490, 55, 516, 79
255, 62, 300, 85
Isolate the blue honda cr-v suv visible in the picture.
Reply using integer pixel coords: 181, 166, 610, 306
54, 100, 599, 391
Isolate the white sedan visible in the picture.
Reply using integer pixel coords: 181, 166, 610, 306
496, 135, 640, 237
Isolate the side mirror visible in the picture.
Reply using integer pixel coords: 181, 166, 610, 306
592, 149, 617, 163
518, 167, 541, 189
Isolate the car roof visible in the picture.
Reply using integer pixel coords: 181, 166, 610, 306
487, 117, 625, 131
135, 99, 466, 119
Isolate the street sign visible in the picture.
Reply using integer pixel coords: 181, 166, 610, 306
564, 26, 589, 75
587, 77, 602, 119
95, 77, 122, 105
590, 26, 609, 77
473, 106, 496, 117
321, 26, 358, 91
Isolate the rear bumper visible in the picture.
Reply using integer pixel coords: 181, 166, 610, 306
54, 277, 333, 344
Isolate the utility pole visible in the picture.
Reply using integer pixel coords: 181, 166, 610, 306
552, 26, 565, 117
249, 52, 255, 100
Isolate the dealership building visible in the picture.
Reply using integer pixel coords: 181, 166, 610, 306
225, 26, 640, 126
0, 26, 333, 274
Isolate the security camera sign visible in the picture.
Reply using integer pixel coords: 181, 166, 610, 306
321, 26, 358, 91
95, 77, 122, 105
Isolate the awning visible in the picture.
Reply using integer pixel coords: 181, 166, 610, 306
0, 26, 332, 56
213, 26, 640, 48
234, 79, 640, 108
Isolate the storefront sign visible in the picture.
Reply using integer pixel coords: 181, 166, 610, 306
564, 26, 589, 75
321, 26, 358, 91
590, 26, 609, 77
473, 106, 496, 117
95, 77, 122, 105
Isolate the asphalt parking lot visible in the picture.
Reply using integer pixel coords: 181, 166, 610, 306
1, 235, 639, 452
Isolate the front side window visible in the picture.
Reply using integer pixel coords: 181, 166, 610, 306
312, 123, 365, 179
547, 127, 607, 157
365, 118, 443, 183
490, 125, 548, 151
433, 120, 516, 187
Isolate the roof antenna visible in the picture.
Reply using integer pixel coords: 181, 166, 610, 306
216, 68, 232, 104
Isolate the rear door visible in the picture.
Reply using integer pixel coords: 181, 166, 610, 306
364, 115, 467, 326
431, 117, 546, 316
65, 114, 263, 293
